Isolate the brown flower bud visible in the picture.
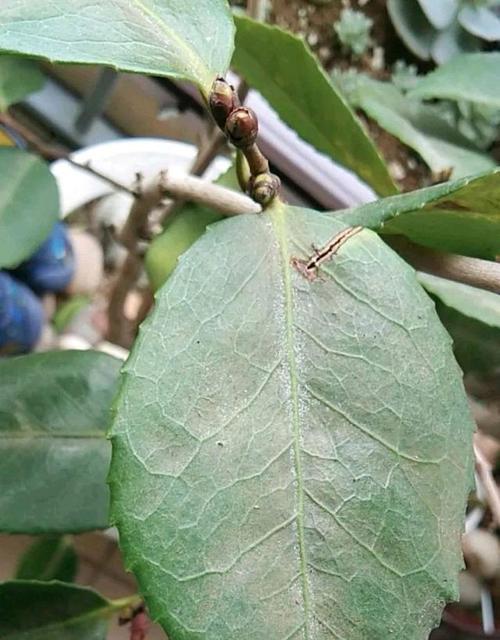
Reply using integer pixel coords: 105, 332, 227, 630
249, 172, 281, 206
209, 77, 239, 129
225, 107, 258, 148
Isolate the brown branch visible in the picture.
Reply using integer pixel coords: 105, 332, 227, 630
157, 127, 227, 228
158, 172, 261, 215
190, 127, 227, 177
386, 236, 500, 295
470, 397, 500, 441
247, 0, 268, 21
122, 172, 261, 251
107, 172, 261, 345
474, 433, 500, 528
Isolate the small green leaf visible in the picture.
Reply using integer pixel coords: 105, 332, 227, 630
0, 148, 59, 268
336, 73, 495, 179
0, 54, 44, 112
232, 16, 397, 196
419, 273, 500, 374
110, 203, 473, 640
410, 53, 500, 109
0, 0, 235, 95
0, 581, 124, 640
0, 350, 121, 533
339, 167, 500, 259
16, 536, 78, 583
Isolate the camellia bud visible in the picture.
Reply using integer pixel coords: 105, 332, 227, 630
209, 77, 239, 129
249, 172, 281, 206
225, 107, 258, 148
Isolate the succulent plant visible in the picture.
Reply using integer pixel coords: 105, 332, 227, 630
333, 8, 373, 57
388, 0, 500, 64
391, 60, 500, 149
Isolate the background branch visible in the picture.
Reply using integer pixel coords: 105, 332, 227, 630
108, 172, 261, 345
247, 0, 268, 22
0, 111, 137, 196
474, 434, 500, 528
386, 236, 500, 294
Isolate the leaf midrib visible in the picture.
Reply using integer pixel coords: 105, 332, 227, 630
131, 0, 209, 87
271, 202, 312, 638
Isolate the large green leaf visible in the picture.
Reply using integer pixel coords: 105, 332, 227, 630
335, 72, 495, 179
0, 350, 121, 533
0, 148, 59, 268
410, 53, 500, 108
0, 54, 44, 111
110, 203, 473, 639
0, 0, 234, 95
419, 273, 500, 374
0, 581, 126, 639
232, 16, 397, 197
339, 167, 500, 259
16, 536, 78, 582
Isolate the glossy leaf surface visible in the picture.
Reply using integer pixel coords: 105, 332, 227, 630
0, 0, 234, 94
0, 54, 44, 111
110, 203, 473, 640
16, 536, 78, 582
340, 168, 500, 259
0, 148, 59, 268
0, 350, 121, 533
0, 581, 117, 640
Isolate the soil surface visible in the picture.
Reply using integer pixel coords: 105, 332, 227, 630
268, 0, 433, 191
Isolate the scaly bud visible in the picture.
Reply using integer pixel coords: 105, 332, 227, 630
225, 107, 258, 148
209, 77, 239, 129
249, 172, 281, 206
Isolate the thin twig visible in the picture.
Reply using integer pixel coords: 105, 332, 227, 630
159, 172, 261, 215
247, 0, 268, 21
108, 172, 261, 345
386, 236, 500, 295
64, 157, 138, 196
0, 111, 137, 196
108, 175, 172, 345
474, 434, 500, 528
158, 127, 227, 227
127, 171, 261, 249
190, 127, 227, 177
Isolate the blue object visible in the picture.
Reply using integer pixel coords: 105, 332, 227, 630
0, 272, 43, 355
11, 222, 75, 293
